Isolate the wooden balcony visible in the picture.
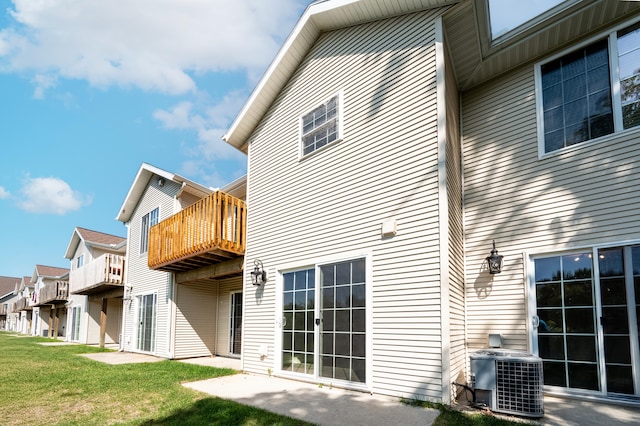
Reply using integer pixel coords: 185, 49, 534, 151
36, 281, 69, 306
70, 254, 125, 296
148, 191, 246, 273
15, 297, 33, 311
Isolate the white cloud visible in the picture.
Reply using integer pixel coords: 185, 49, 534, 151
154, 93, 247, 160
31, 73, 57, 99
0, 186, 10, 199
18, 176, 90, 214
0, 0, 305, 95
153, 94, 247, 184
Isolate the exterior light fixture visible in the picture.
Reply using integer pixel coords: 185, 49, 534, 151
486, 240, 504, 274
251, 259, 267, 286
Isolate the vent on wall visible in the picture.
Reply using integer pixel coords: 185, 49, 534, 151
470, 349, 544, 418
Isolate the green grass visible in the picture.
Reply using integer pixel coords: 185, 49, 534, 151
0, 332, 310, 425
402, 398, 534, 426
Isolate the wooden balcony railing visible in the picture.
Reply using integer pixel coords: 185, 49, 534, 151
70, 253, 125, 296
148, 191, 246, 272
37, 281, 69, 305
15, 297, 32, 311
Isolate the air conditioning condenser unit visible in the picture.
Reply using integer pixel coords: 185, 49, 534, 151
470, 349, 544, 418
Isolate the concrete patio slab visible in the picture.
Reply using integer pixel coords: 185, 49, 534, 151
184, 373, 440, 426
540, 395, 640, 426
80, 351, 165, 365
178, 356, 241, 370
39, 341, 78, 346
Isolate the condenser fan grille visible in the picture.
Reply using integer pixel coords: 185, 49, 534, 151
496, 358, 544, 417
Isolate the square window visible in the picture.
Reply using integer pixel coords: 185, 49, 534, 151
538, 39, 615, 153
300, 93, 342, 156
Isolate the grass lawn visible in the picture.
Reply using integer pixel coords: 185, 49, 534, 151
0, 332, 309, 425
0, 332, 531, 425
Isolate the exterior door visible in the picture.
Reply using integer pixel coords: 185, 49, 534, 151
532, 246, 640, 396
280, 258, 366, 384
136, 293, 157, 353
70, 306, 81, 342
230, 292, 242, 355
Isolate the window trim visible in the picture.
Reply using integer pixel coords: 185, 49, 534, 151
298, 90, 344, 160
535, 16, 640, 159
140, 206, 159, 255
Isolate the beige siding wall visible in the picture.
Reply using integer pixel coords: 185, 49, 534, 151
216, 277, 243, 356
85, 298, 121, 344
122, 178, 180, 357
244, 10, 446, 401
462, 62, 640, 351
173, 277, 243, 359
174, 282, 216, 358
444, 43, 465, 390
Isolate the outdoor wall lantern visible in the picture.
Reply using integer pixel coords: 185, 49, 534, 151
251, 259, 267, 286
486, 240, 504, 274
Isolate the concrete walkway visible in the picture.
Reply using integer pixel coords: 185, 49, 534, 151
540, 395, 640, 426
184, 373, 440, 426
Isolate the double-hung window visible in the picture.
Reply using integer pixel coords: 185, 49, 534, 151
140, 207, 159, 254
300, 93, 342, 156
537, 21, 640, 154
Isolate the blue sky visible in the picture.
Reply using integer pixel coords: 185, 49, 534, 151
0, 0, 309, 278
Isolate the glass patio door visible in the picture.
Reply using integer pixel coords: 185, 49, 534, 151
597, 247, 639, 395
280, 258, 366, 384
533, 246, 640, 396
230, 292, 242, 355
137, 293, 157, 353
70, 306, 81, 342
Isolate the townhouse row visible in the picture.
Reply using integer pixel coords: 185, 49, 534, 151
1, 165, 247, 363
2, 0, 640, 414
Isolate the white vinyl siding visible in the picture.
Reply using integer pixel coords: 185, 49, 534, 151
244, 9, 447, 401
462, 51, 640, 357
121, 179, 180, 357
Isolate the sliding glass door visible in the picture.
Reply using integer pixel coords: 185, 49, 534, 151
532, 245, 640, 396
137, 293, 157, 353
280, 258, 367, 385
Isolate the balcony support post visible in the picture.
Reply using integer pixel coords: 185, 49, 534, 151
48, 307, 54, 338
52, 305, 59, 339
99, 298, 107, 348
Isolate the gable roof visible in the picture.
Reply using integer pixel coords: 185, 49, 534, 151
19, 276, 33, 292
222, 0, 459, 151
32, 265, 69, 282
64, 227, 127, 259
115, 162, 213, 223
0, 276, 20, 298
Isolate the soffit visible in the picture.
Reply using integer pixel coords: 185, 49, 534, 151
444, 0, 640, 91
